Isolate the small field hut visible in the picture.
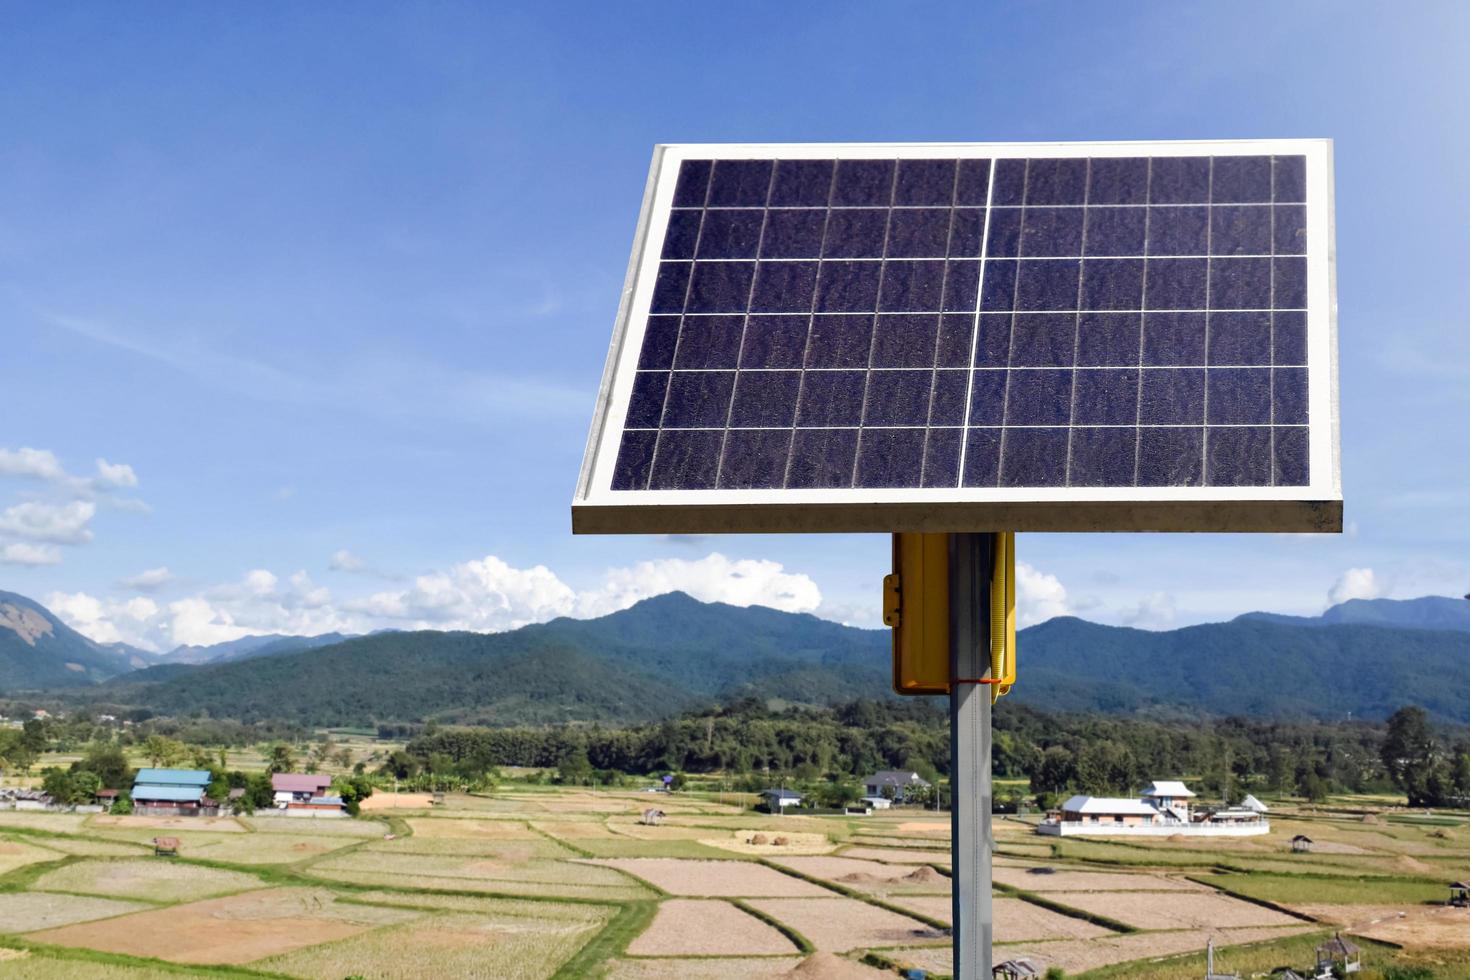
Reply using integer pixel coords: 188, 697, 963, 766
1290, 834, 1314, 853
153, 836, 179, 857
992, 958, 1040, 979
1315, 933, 1360, 974
1450, 881, 1470, 907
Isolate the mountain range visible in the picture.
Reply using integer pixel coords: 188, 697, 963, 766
4, 588, 1470, 726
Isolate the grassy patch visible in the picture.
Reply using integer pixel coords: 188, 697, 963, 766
1201, 871, 1445, 906
550, 900, 658, 979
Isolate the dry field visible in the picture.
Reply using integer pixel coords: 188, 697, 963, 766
589, 858, 830, 897
0, 812, 88, 833
31, 857, 265, 902
0, 837, 59, 874
889, 894, 1113, 941
358, 792, 434, 810
404, 817, 539, 840
627, 898, 799, 955
992, 863, 1209, 893
88, 814, 246, 833
699, 829, 835, 856
26, 887, 420, 964
746, 896, 947, 951
1056, 888, 1302, 930
837, 845, 952, 865
256, 907, 612, 979
607, 955, 804, 979
0, 891, 151, 932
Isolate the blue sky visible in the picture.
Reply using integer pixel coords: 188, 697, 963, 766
2, 2, 1467, 650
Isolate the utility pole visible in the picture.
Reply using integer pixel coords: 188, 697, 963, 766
949, 533, 993, 979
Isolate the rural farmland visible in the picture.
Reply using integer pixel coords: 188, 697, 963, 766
5, 785, 1470, 977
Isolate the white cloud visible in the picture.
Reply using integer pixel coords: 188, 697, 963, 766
1123, 591, 1177, 630
94, 459, 138, 488
1329, 567, 1386, 606
50, 552, 828, 652
0, 448, 65, 481
118, 567, 172, 591
1, 542, 62, 566
573, 554, 822, 618
0, 447, 146, 565
0, 500, 96, 544
1017, 561, 1069, 627
244, 569, 278, 596
329, 549, 366, 572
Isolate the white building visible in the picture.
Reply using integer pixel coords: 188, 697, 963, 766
1038, 779, 1269, 837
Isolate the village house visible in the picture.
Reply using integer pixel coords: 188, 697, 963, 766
758, 788, 802, 812
131, 768, 217, 817
271, 773, 333, 808
863, 770, 932, 802
1038, 779, 1269, 837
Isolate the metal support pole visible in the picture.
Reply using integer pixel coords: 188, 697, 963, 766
950, 532, 993, 979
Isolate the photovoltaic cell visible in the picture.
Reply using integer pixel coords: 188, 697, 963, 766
606, 149, 1320, 497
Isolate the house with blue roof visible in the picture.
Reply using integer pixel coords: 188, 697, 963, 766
132, 768, 219, 816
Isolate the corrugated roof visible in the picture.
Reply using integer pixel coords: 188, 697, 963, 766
1060, 795, 1159, 816
866, 770, 932, 787
134, 768, 212, 786
1140, 780, 1196, 798
132, 785, 204, 802
272, 773, 334, 793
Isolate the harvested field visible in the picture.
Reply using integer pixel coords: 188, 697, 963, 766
0, 837, 59, 874
0, 891, 151, 932
607, 957, 802, 979
258, 907, 610, 979
607, 821, 718, 841
405, 818, 538, 840
33, 858, 264, 902
535, 820, 625, 840
848, 836, 946, 850
26, 887, 420, 964
1319, 903, 1470, 949
894, 821, 948, 836
893, 925, 1312, 973
700, 830, 834, 856
315, 842, 573, 877
628, 898, 799, 955
889, 895, 1111, 941
588, 858, 829, 897
992, 864, 1205, 892
1059, 889, 1300, 930
0, 812, 87, 833
838, 847, 951, 866
16, 836, 147, 857
88, 814, 245, 833
772, 856, 922, 883
0, 954, 185, 979
167, 834, 356, 865
348, 891, 615, 921
359, 792, 433, 810
308, 853, 652, 901
246, 816, 388, 836
747, 896, 946, 951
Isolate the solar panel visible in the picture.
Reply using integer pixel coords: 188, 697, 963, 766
574, 141, 1339, 534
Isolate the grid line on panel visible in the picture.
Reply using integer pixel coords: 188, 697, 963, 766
1132, 158, 1153, 487
680, 202, 1292, 212
1268, 156, 1278, 487
646, 168, 716, 490
778, 171, 836, 491
848, 162, 903, 489
714, 163, 779, 489
918, 162, 964, 488
994, 161, 1033, 488
956, 159, 998, 488
1062, 158, 1092, 487
1201, 158, 1214, 485
624, 422, 1310, 432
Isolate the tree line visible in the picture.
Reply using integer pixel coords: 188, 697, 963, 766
398, 698, 1469, 807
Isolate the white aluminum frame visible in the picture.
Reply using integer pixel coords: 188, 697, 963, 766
573, 139, 1340, 534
